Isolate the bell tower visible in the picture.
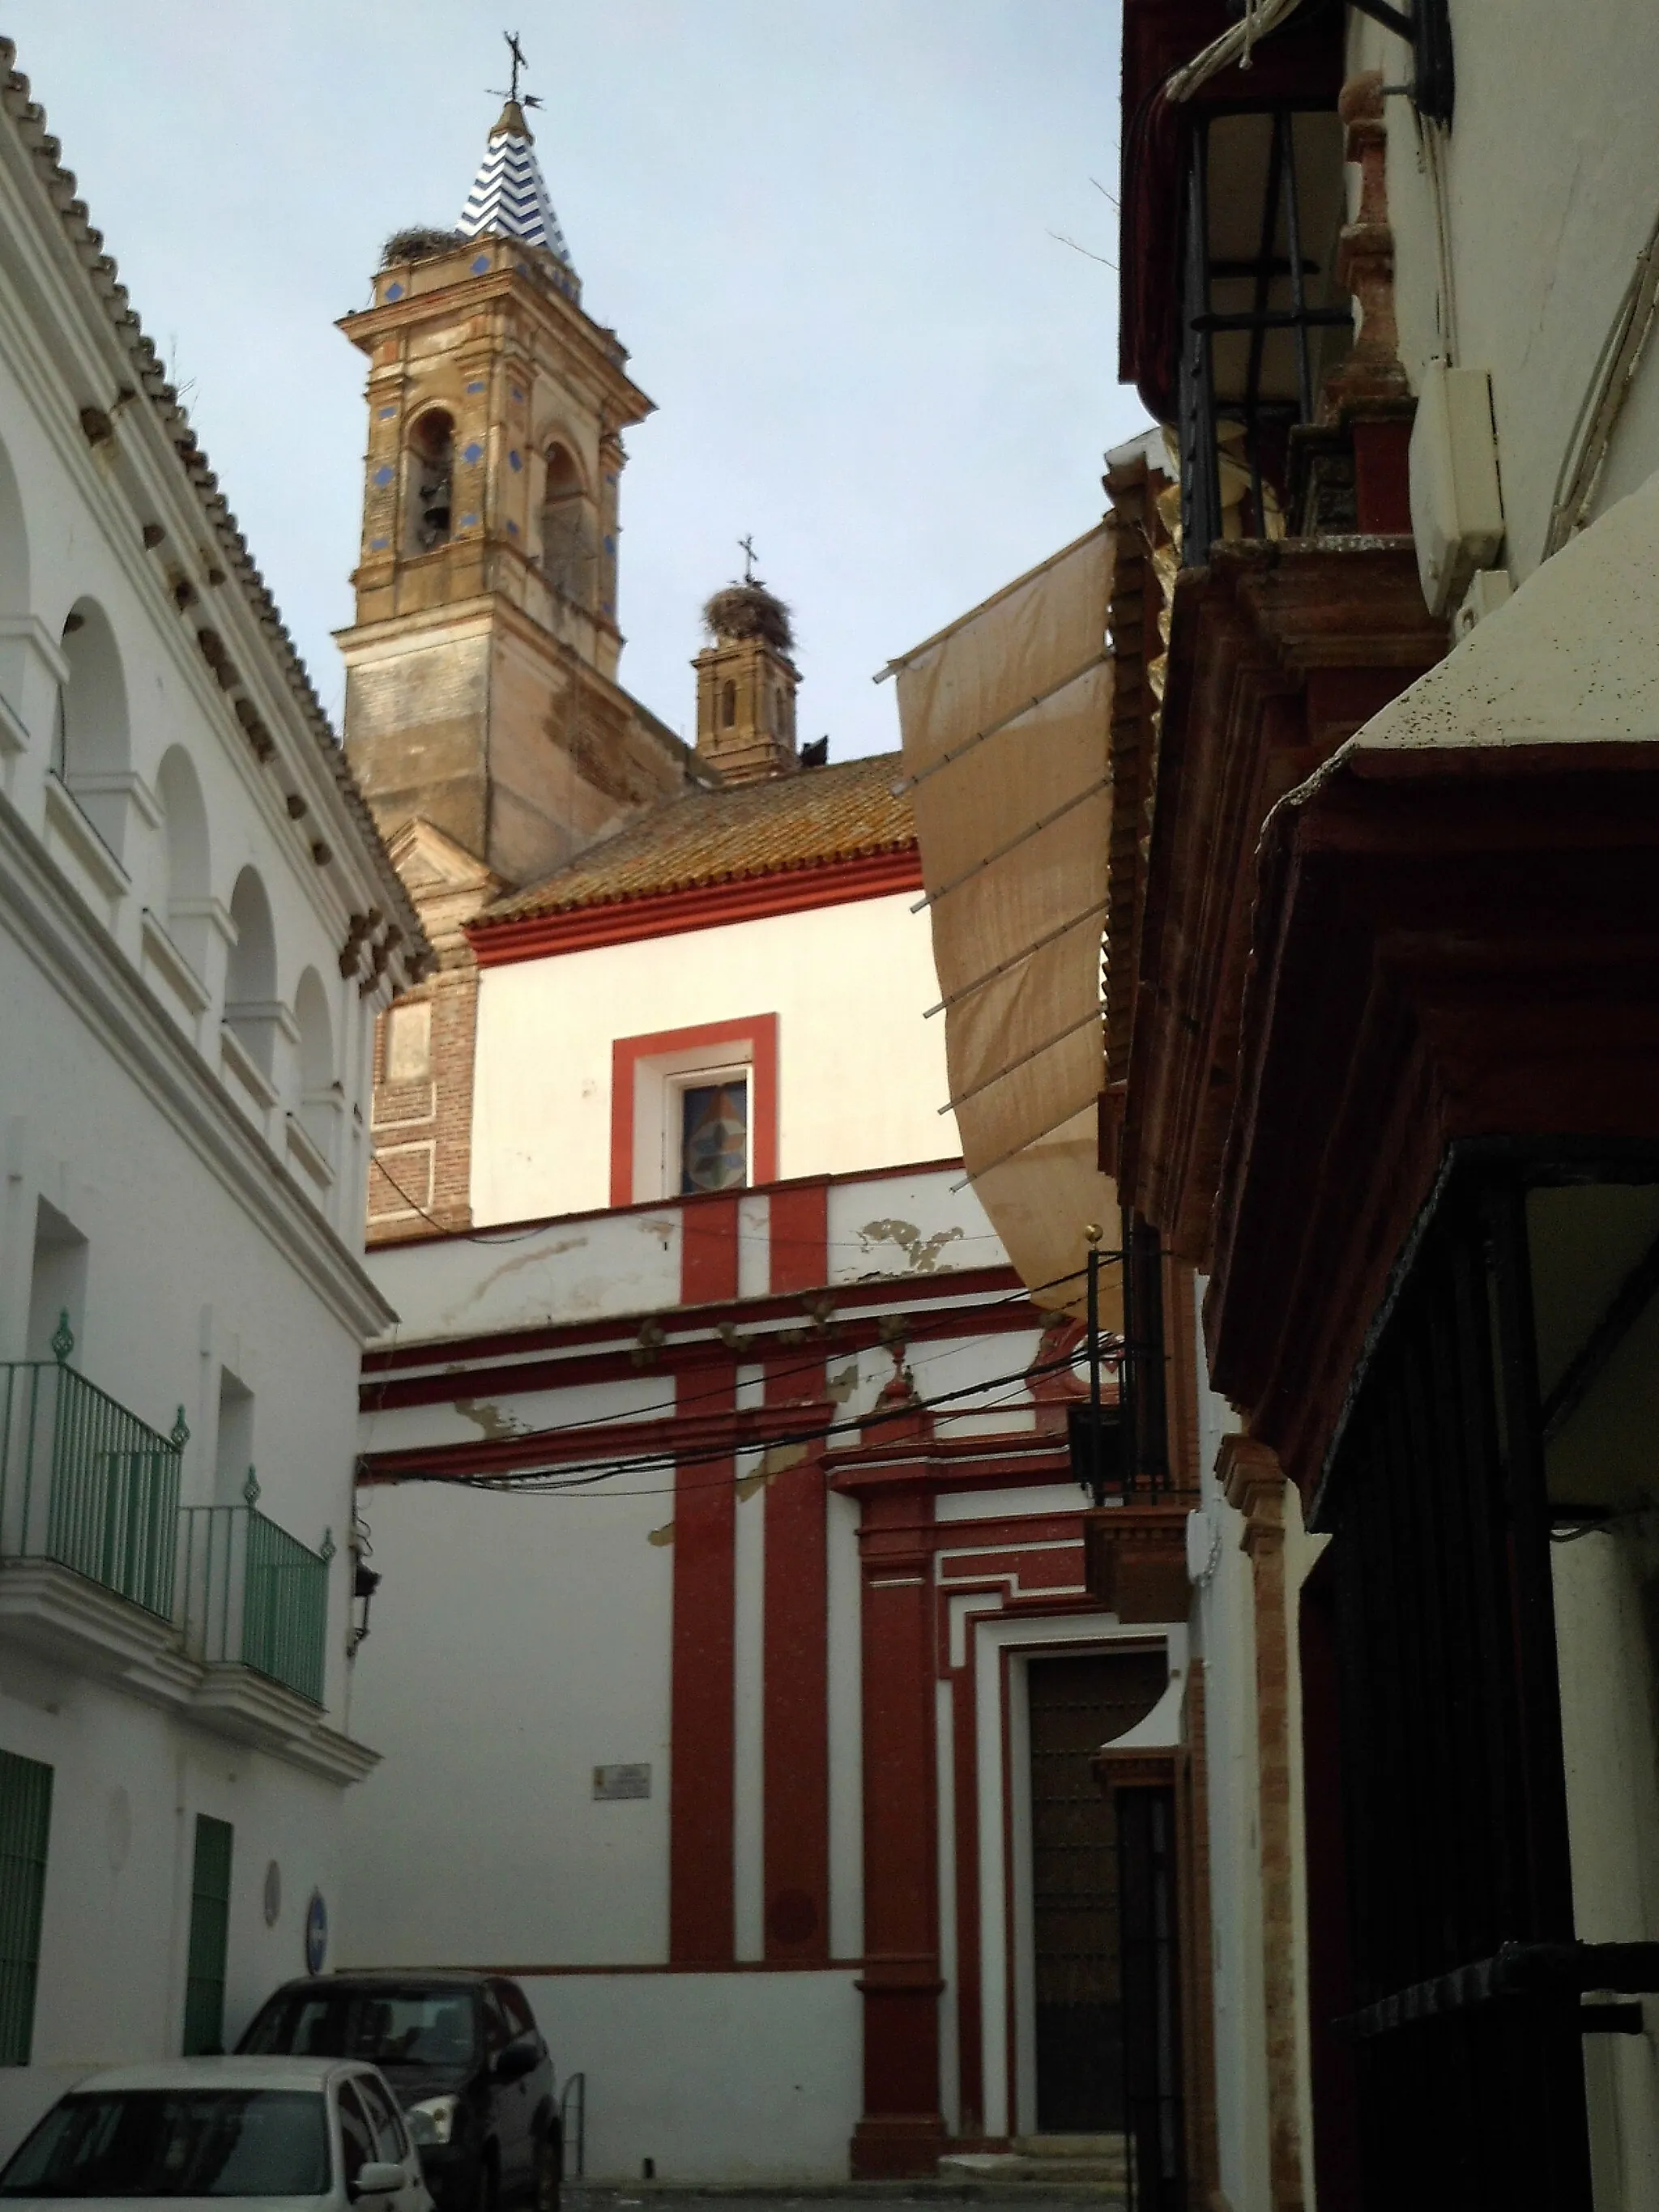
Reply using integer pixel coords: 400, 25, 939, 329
693, 570, 801, 786
337, 79, 693, 895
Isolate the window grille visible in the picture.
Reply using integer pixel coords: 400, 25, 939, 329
0, 1748, 53, 2067
183, 1814, 234, 2056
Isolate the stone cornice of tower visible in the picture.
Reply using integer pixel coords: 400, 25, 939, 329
339, 233, 652, 433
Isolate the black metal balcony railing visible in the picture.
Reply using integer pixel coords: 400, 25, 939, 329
177, 1475, 334, 1707
1177, 104, 1351, 565
0, 1315, 332, 1707
0, 1321, 186, 1618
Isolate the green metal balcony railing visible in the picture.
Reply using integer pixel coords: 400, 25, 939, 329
177, 1477, 334, 1707
0, 1319, 187, 1618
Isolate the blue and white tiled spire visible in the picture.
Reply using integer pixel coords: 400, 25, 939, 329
458, 100, 574, 270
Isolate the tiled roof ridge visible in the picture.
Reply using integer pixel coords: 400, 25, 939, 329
0, 42, 426, 965
527, 834, 916, 914
478, 751, 914, 927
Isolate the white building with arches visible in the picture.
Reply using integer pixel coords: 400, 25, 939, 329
0, 38, 428, 2142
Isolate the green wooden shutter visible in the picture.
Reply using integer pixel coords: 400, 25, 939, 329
182, 1814, 234, 2056
0, 1749, 53, 2067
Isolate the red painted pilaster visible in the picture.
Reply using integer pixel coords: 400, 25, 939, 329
763, 1183, 831, 1961
670, 1195, 739, 1963
840, 1391, 947, 2178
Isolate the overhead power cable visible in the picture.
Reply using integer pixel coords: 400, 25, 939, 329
384, 1337, 1128, 1498
361, 1262, 1109, 1443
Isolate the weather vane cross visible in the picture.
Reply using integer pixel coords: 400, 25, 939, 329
490, 30, 542, 110
740, 535, 758, 583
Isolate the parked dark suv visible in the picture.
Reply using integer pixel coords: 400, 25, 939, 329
238, 1973, 560, 2212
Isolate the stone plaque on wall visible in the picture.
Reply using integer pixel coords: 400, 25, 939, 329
592, 1763, 651, 1801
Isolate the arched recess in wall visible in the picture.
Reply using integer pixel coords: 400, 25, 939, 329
721, 680, 737, 729
225, 863, 280, 1077
0, 433, 31, 732
541, 442, 593, 607
54, 598, 131, 856
292, 965, 339, 1170
155, 745, 211, 977
406, 408, 454, 552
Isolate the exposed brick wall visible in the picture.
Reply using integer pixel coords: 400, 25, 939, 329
368, 959, 478, 1242
367, 879, 482, 1246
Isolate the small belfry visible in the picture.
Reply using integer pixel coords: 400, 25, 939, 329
335, 39, 692, 896
693, 544, 802, 785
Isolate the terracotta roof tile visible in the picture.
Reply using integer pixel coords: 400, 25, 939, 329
480, 752, 914, 923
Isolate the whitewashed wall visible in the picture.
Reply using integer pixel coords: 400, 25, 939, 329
342, 1479, 676, 1967
470, 893, 957, 1225
1358, 4, 1659, 579
0, 72, 405, 2140
518, 1971, 863, 2183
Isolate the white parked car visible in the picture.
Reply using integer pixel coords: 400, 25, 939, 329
0, 2057, 432, 2212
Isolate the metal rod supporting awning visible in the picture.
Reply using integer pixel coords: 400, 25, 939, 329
950, 1101, 1102, 1192
938, 1003, 1106, 1118
893, 653, 1109, 799
923, 897, 1109, 1019
911, 774, 1111, 914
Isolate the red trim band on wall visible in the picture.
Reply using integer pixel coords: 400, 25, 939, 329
763, 1184, 831, 1964
611, 1014, 780, 1208
470, 848, 924, 966
670, 1193, 740, 1963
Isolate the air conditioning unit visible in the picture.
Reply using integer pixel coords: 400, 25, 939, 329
1410, 364, 1506, 616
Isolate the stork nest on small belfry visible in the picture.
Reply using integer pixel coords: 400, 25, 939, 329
381, 225, 463, 267
702, 582, 795, 654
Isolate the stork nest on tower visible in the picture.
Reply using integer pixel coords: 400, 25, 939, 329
381, 225, 463, 268
702, 582, 795, 655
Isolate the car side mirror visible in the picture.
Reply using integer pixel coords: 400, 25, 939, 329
349, 2163, 407, 2201
493, 2035, 539, 2084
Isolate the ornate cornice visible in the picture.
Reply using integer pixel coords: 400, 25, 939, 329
1206, 743, 1659, 1497
1120, 536, 1445, 1262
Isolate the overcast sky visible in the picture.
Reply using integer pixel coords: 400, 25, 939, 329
6, 2, 1148, 761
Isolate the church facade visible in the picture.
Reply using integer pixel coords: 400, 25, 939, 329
336, 101, 1179, 2186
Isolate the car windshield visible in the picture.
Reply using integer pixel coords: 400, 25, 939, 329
241, 1990, 479, 2070
0, 2090, 330, 2198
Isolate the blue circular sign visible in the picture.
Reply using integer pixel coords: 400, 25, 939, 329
305, 1890, 329, 1975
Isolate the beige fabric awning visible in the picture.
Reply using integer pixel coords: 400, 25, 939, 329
889, 523, 1121, 1319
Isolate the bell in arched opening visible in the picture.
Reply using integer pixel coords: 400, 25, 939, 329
407, 410, 454, 551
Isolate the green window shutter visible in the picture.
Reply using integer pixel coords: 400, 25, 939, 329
0, 1749, 53, 2068
182, 1814, 234, 2056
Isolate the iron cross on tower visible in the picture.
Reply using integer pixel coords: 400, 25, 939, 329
491, 31, 542, 110
740, 535, 758, 583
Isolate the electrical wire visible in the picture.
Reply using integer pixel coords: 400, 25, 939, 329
361, 1261, 1115, 1447
1546, 199, 1659, 554
382, 1339, 1121, 1500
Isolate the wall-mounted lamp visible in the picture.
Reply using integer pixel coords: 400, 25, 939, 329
349, 1518, 381, 1656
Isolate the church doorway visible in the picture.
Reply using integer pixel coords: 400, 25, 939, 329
1027, 1647, 1169, 2134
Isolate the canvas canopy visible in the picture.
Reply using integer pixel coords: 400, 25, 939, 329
889, 522, 1120, 1319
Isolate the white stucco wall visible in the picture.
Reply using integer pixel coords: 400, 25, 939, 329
1555, 1533, 1659, 2210
341, 1479, 676, 1968
1190, 1277, 1268, 2212
0, 1644, 344, 2144
523, 1969, 863, 2183
1358, 3, 1659, 580
0, 83, 403, 2131
470, 893, 957, 1225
